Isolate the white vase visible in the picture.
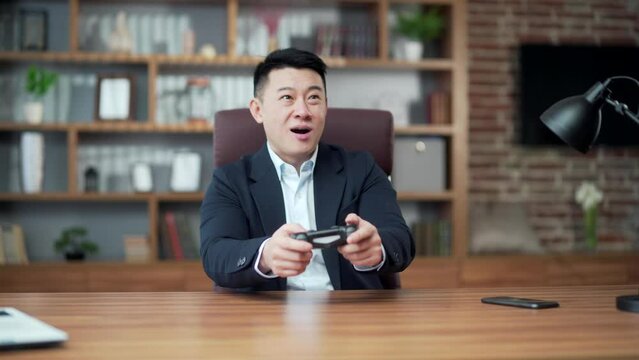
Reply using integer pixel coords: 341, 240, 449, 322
24, 101, 44, 124
403, 39, 423, 62
20, 132, 45, 193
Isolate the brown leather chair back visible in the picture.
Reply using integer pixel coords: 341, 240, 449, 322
214, 108, 393, 175
213, 108, 401, 289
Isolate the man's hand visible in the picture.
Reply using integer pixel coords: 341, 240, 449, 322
258, 224, 313, 278
337, 213, 383, 267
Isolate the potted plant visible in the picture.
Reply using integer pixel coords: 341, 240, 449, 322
24, 65, 58, 123
54, 226, 99, 261
394, 7, 445, 61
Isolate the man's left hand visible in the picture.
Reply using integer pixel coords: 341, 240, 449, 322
337, 213, 383, 267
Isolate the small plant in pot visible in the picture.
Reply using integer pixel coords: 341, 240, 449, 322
24, 65, 58, 123
54, 226, 99, 261
394, 7, 445, 61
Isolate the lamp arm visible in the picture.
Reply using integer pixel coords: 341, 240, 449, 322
602, 76, 639, 127
604, 98, 639, 127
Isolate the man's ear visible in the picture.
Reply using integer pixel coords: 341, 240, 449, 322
249, 98, 263, 124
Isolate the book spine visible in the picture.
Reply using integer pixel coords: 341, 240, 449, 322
164, 211, 184, 260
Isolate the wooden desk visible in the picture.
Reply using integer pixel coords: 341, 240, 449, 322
2, 285, 638, 359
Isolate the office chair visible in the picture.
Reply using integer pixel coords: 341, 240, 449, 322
213, 108, 401, 289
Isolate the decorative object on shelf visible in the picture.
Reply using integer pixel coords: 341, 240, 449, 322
182, 28, 195, 55
170, 149, 201, 192
393, 7, 444, 61
575, 182, 603, 251
254, 7, 284, 53
108, 11, 133, 54
19, 9, 47, 51
179, 76, 212, 124
95, 74, 135, 121
392, 137, 445, 192
24, 65, 58, 124
0, 223, 29, 265
199, 44, 217, 58
84, 166, 99, 192
54, 226, 99, 262
20, 131, 44, 193
123, 234, 151, 263
131, 162, 153, 193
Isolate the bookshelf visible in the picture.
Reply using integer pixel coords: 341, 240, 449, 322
0, 0, 469, 289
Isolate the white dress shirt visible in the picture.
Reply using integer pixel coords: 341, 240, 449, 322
254, 143, 385, 290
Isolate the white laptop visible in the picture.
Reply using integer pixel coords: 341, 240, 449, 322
0, 307, 68, 349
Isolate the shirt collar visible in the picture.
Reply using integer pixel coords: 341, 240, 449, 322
266, 142, 318, 180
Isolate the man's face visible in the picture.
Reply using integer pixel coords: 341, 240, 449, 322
249, 67, 327, 168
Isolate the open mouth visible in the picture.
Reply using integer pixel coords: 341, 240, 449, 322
290, 127, 311, 135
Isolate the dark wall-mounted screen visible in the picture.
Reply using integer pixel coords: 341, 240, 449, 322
519, 44, 639, 147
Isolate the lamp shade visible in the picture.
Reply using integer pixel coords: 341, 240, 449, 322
539, 82, 607, 153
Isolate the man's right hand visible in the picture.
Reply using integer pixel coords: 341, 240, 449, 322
258, 224, 313, 278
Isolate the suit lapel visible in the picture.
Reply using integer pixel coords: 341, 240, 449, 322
249, 145, 286, 238
314, 144, 346, 290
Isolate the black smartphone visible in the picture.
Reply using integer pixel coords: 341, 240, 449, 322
481, 296, 559, 309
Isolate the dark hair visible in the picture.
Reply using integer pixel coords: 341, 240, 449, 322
253, 48, 327, 98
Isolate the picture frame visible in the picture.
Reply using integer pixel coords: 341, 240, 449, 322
19, 9, 47, 51
95, 74, 136, 121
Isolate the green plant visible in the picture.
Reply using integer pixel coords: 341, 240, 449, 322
25, 65, 58, 98
54, 226, 99, 256
396, 8, 445, 41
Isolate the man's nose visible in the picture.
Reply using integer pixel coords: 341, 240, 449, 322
293, 99, 311, 119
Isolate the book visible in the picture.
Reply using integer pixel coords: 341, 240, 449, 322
175, 212, 198, 260
1, 224, 29, 264
0, 228, 5, 265
428, 91, 451, 125
123, 235, 151, 263
158, 214, 173, 260
164, 211, 184, 260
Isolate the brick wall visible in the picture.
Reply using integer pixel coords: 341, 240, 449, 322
467, 0, 639, 251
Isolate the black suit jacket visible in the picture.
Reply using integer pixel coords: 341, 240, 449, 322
200, 143, 414, 290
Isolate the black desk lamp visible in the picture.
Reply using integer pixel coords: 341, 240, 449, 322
540, 75, 639, 313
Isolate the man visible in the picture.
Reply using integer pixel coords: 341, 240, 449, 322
200, 48, 414, 291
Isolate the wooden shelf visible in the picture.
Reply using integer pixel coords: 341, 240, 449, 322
397, 191, 453, 201
0, 191, 446, 202
0, 122, 213, 133
395, 125, 453, 136
0, 192, 206, 202
0, 193, 152, 202
156, 192, 205, 202
0, 51, 453, 71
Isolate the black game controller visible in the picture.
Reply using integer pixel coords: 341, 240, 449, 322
291, 225, 357, 249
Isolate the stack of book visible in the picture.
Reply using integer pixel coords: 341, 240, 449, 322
158, 211, 200, 261
411, 219, 451, 257
427, 91, 450, 125
123, 235, 151, 263
0, 224, 29, 265
315, 24, 377, 58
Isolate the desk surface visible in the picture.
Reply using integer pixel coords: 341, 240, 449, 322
1, 285, 638, 359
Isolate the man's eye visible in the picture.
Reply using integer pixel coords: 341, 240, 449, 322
280, 95, 293, 100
